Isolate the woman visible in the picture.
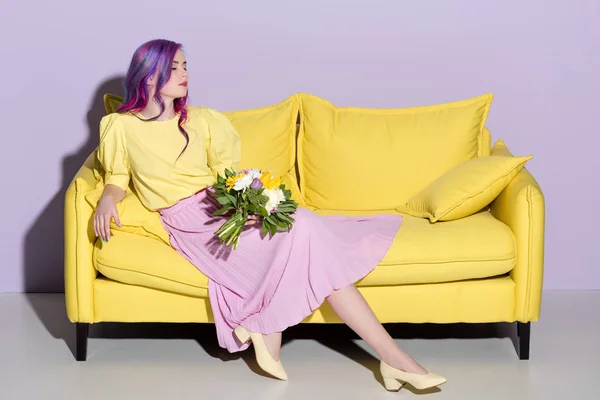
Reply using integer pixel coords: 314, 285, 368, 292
93, 39, 446, 391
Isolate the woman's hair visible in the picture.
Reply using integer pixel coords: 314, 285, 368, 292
117, 39, 190, 157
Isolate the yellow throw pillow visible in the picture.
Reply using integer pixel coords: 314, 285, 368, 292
298, 93, 494, 211
398, 153, 533, 222
103, 93, 123, 114
490, 138, 512, 157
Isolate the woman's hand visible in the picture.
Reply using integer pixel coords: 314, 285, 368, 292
94, 194, 122, 242
246, 214, 261, 226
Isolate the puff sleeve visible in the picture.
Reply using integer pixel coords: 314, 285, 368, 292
96, 114, 131, 191
205, 109, 242, 177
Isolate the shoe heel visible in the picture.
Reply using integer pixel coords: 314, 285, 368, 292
234, 326, 251, 343
383, 377, 403, 391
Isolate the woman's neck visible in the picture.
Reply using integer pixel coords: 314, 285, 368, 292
140, 98, 176, 121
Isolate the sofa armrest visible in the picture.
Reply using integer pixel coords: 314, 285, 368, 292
491, 164, 545, 322
64, 151, 99, 323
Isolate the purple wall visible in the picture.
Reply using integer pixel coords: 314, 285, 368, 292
1, 1, 598, 292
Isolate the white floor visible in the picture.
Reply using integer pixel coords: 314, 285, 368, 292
0, 291, 598, 400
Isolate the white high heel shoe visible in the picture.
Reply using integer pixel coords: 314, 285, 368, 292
234, 326, 288, 381
380, 361, 446, 391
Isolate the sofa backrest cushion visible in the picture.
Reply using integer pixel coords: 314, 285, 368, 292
297, 93, 494, 211
223, 95, 303, 205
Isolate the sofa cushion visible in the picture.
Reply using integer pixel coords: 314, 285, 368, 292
398, 154, 533, 222
222, 94, 303, 205
94, 230, 209, 298
96, 188, 171, 244
298, 93, 494, 211
315, 209, 516, 286
94, 209, 515, 297
491, 138, 512, 156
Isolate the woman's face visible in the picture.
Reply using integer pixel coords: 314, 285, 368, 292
157, 49, 188, 99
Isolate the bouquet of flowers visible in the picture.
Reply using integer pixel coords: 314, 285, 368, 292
210, 168, 299, 249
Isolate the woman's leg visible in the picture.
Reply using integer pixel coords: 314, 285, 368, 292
326, 284, 428, 374
263, 285, 427, 371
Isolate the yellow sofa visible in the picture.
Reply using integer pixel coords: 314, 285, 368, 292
64, 93, 545, 361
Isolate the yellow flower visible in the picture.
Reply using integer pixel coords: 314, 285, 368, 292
259, 171, 281, 190
226, 175, 240, 191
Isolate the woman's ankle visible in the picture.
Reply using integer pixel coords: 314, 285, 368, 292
382, 352, 428, 375
263, 332, 282, 361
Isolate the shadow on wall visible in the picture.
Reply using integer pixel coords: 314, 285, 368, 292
23, 76, 125, 293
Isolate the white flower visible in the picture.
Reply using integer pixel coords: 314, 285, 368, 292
264, 188, 286, 213
233, 174, 253, 191
246, 168, 262, 180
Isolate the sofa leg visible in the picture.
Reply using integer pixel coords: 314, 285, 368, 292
517, 322, 530, 360
76, 323, 89, 361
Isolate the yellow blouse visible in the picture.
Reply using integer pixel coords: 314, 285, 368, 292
97, 106, 241, 211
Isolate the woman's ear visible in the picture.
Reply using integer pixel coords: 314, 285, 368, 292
148, 74, 156, 86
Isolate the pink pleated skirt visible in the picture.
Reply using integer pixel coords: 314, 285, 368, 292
158, 189, 402, 353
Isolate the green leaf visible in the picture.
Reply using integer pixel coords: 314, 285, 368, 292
276, 218, 288, 229
212, 207, 232, 216
259, 207, 269, 218
225, 193, 237, 207
261, 220, 269, 237
217, 196, 230, 205
278, 213, 293, 224
268, 222, 277, 237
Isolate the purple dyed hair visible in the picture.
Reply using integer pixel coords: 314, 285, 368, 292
117, 39, 190, 157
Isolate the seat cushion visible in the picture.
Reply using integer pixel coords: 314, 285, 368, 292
315, 209, 516, 286
94, 209, 515, 297
94, 230, 209, 297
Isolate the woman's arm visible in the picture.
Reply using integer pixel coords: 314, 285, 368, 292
101, 184, 126, 204
94, 184, 126, 242
94, 114, 131, 241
